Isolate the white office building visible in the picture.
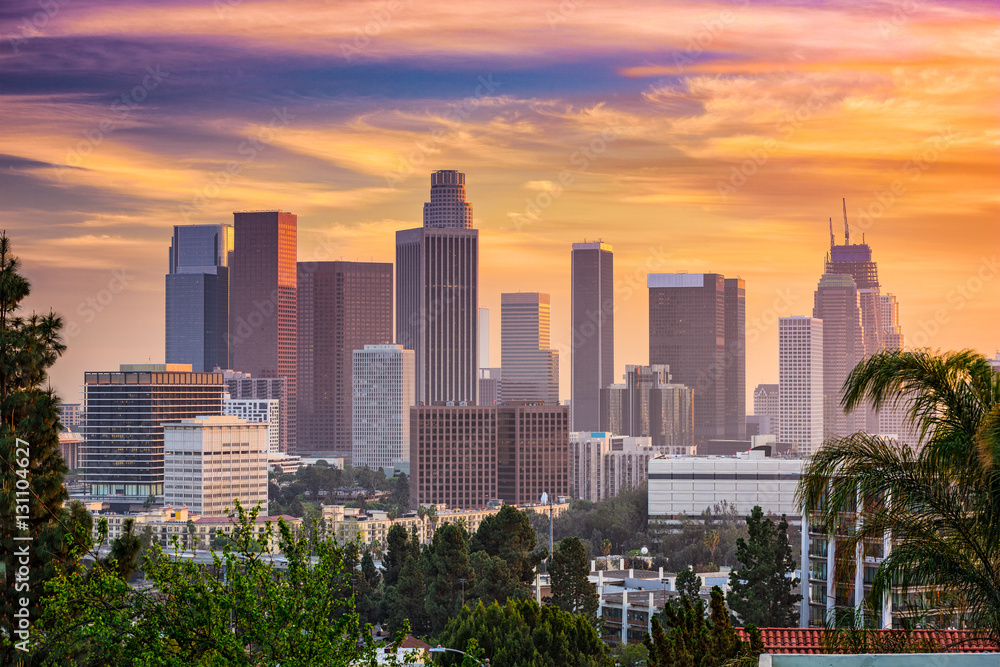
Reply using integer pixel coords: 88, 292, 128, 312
163, 416, 269, 517
223, 395, 280, 453
352, 344, 415, 470
569, 432, 655, 502
778, 316, 824, 456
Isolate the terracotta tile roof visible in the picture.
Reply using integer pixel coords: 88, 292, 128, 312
399, 635, 431, 650
735, 628, 998, 655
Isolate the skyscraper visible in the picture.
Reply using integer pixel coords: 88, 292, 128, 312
648, 273, 746, 445
778, 317, 824, 456
752, 383, 780, 436
397, 170, 478, 405
599, 364, 694, 453
230, 211, 297, 452
500, 292, 559, 405
297, 261, 393, 456
166, 224, 233, 372
479, 307, 490, 368
352, 344, 415, 471
223, 371, 288, 454
813, 272, 865, 441
571, 242, 614, 431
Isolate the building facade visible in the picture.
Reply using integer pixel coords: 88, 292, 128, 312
478, 367, 502, 406
396, 171, 478, 405
648, 273, 745, 445
224, 371, 288, 454
599, 364, 694, 453
752, 383, 780, 436
82, 364, 224, 508
813, 272, 866, 442
571, 242, 614, 432
230, 211, 297, 452
569, 432, 655, 502
223, 396, 279, 453
297, 261, 393, 456
778, 316, 824, 456
496, 403, 569, 506
352, 344, 415, 471
500, 292, 559, 405
163, 416, 269, 517
166, 224, 233, 372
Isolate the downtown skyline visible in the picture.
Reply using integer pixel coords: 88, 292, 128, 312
1, 0, 996, 407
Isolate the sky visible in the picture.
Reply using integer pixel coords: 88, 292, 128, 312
1, 0, 997, 408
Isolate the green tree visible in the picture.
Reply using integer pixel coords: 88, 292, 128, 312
424, 522, 474, 634
468, 504, 539, 584
104, 517, 143, 582
382, 523, 411, 588
0, 234, 79, 661
386, 552, 429, 635
468, 550, 528, 607
545, 536, 598, 618
797, 349, 1000, 638
727, 506, 801, 628
675, 567, 702, 600
434, 598, 612, 666
643, 587, 757, 667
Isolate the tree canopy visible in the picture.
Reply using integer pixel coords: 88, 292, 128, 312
545, 536, 598, 619
727, 506, 801, 628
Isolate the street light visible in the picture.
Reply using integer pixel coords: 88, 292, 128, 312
429, 646, 489, 665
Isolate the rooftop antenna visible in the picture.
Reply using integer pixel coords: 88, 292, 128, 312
842, 198, 850, 245
829, 217, 834, 248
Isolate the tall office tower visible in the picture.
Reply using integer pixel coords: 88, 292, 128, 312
825, 209, 882, 356
479, 307, 490, 368
397, 170, 478, 405
223, 370, 288, 454
163, 416, 268, 517
478, 368, 502, 406
813, 272, 866, 441
648, 273, 746, 445
496, 403, 569, 506
599, 365, 694, 453
879, 294, 903, 351
166, 224, 234, 372
297, 261, 393, 456
223, 395, 280, 453
82, 364, 223, 510
570, 242, 614, 431
352, 344, 415, 471
500, 292, 559, 405
230, 211, 297, 452
753, 384, 780, 436
778, 317, 824, 456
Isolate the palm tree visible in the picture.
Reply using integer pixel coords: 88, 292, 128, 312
797, 349, 1000, 639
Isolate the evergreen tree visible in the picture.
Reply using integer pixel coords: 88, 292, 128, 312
0, 234, 77, 660
643, 587, 758, 667
675, 567, 703, 600
468, 504, 539, 584
468, 550, 527, 607
423, 522, 474, 634
382, 523, 410, 587
386, 553, 429, 635
727, 506, 801, 627
545, 536, 598, 618
105, 517, 143, 581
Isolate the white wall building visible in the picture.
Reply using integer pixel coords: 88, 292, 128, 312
779, 316, 824, 456
223, 395, 280, 453
569, 432, 655, 502
352, 344, 415, 470
647, 452, 804, 522
163, 416, 269, 517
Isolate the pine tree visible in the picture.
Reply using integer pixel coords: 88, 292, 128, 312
545, 536, 598, 618
644, 586, 756, 667
675, 566, 703, 600
468, 504, 539, 583
0, 233, 79, 660
727, 506, 801, 627
423, 522, 473, 634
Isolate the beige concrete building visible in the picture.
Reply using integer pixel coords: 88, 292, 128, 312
569, 432, 656, 502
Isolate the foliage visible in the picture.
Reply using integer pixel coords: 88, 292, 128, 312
469, 504, 540, 584
797, 349, 1000, 638
675, 567, 703, 600
424, 522, 475, 635
820, 604, 943, 654
530, 485, 649, 557
727, 506, 801, 628
468, 550, 528, 607
652, 500, 756, 572
33, 500, 413, 666
434, 598, 612, 667
612, 641, 648, 667
546, 536, 598, 618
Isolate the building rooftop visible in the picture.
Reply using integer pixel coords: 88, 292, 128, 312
734, 628, 997, 655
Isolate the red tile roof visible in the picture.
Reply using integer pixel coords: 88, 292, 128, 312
735, 628, 998, 655
399, 635, 431, 650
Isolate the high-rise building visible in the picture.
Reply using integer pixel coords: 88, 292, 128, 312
778, 317, 824, 456
569, 432, 655, 502
397, 171, 478, 405
500, 292, 559, 405
223, 371, 288, 454
297, 261, 393, 456
59, 402, 83, 431
752, 384, 780, 436
409, 403, 569, 509
352, 344, 415, 471
479, 307, 490, 368
163, 416, 268, 517
825, 211, 882, 357
648, 273, 746, 444
478, 367, 502, 406
166, 224, 234, 372
813, 273, 865, 441
571, 242, 614, 431
223, 396, 279, 453
81, 364, 223, 509
599, 365, 694, 454
230, 211, 297, 452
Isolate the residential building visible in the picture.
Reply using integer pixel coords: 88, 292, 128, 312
230, 210, 297, 452
778, 316, 824, 456
223, 395, 279, 453
81, 364, 224, 509
500, 292, 559, 405
571, 242, 614, 431
297, 261, 393, 456
599, 364, 694, 453
648, 273, 745, 445
396, 170, 478, 405
166, 224, 233, 372
352, 344, 415, 471
60, 402, 83, 431
568, 432, 655, 502
223, 371, 288, 455
163, 416, 269, 517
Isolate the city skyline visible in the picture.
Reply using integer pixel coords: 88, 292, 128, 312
2, 0, 996, 408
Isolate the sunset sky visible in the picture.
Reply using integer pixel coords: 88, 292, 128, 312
2, 0, 997, 408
